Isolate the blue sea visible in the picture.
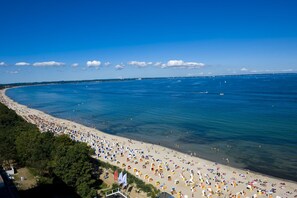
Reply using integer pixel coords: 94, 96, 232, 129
6, 74, 297, 181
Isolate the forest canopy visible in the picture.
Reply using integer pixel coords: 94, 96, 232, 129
0, 103, 97, 198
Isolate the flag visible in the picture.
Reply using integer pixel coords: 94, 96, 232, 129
114, 170, 118, 181
122, 173, 128, 187
118, 172, 123, 184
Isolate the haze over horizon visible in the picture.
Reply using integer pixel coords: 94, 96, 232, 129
1, 0, 297, 84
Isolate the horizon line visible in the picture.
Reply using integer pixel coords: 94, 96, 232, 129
1, 72, 297, 87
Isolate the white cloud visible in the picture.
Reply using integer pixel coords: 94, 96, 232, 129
115, 64, 124, 70
240, 67, 248, 71
128, 61, 153, 67
0, 62, 6, 66
15, 62, 30, 66
104, 62, 111, 66
33, 61, 65, 67
161, 60, 205, 69
154, 62, 162, 66
187, 73, 195, 76
7, 70, 19, 74
86, 60, 101, 68
282, 69, 293, 72
71, 63, 79, 67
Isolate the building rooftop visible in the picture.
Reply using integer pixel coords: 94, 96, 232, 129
106, 189, 128, 198
106, 194, 127, 198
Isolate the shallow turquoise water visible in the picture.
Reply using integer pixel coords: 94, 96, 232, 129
7, 74, 297, 181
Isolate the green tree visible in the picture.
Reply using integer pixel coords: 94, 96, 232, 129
52, 142, 97, 197
77, 182, 97, 198
15, 130, 54, 174
0, 103, 39, 164
0, 102, 99, 197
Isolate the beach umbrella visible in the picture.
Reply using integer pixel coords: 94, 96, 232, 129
168, 175, 172, 181
177, 191, 182, 198
201, 190, 206, 196
246, 184, 252, 190
151, 163, 155, 171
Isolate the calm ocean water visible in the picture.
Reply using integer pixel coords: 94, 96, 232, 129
7, 74, 297, 181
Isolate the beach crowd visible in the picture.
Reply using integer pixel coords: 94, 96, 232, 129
1, 90, 296, 198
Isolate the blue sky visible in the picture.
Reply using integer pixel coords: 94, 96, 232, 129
1, 0, 297, 84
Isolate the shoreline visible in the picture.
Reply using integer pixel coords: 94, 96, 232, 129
1, 88, 296, 198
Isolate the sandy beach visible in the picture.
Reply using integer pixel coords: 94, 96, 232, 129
1, 88, 296, 198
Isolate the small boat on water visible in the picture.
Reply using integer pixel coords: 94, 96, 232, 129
219, 93, 224, 96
